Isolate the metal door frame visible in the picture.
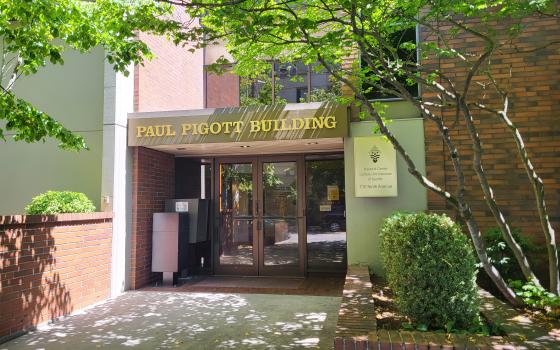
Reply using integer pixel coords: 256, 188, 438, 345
213, 157, 259, 276
213, 155, 306, 277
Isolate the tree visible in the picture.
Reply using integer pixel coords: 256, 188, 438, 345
169, 0, 560, 305
0, 0, 187, 150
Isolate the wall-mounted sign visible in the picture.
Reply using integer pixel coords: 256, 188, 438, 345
128, 102, 348, 147
327, 185, 339, 201
354, 136, 397, 197
319, 204, 332, 212
175, 201, 189, 212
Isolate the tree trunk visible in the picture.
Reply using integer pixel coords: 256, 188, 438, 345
460, 102, 543, 287
312, 39, 523, 305
461, 206, 521, 305
496, 106, 560, 294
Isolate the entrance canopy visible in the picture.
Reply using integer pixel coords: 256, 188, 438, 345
128, 102, 348, 156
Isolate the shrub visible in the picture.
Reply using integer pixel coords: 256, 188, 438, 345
509, 280, 560, 318
380, 212, 480, 331
25, 191, 96, 215
483, 227, 534, 281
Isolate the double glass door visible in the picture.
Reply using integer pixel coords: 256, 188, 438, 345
215, 156, 304, 276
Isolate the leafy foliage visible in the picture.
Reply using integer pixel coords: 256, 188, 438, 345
483, 227, 534, 280
176, 0, 560, 303
25, 191, 96, 215
509, 280, 560, 318
380, 212, 480, 331
182, 0, 557, 95
240, 76, 286, 106
0, 92, 87, 150
305, 76, 343, 103
0, 0, 187, 150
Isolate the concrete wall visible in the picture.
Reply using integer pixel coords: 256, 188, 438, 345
344, 117, 427, 274
0, 48, 105, 215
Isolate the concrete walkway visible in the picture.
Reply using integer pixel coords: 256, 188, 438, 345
2, 291, 341, 349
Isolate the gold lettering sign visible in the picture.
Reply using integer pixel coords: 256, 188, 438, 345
136, 116, 338, 139
128, 102, 348, 146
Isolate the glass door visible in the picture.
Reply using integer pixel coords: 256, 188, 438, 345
305, 158, 347, 273
215, 159, 258, 275
257, 157, 305, 276
214, 156, 305, 276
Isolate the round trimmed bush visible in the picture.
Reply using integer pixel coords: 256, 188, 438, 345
25, 191, 96, 215
380, 212, 480, 331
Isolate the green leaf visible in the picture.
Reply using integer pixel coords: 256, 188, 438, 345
1, 0, 186, 150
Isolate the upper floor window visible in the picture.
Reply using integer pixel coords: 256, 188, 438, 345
361, 27, 418, 100
207, 60, 343, 108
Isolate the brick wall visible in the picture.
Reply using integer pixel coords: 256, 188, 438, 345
131, 147, 175, 289
421, 15, 560, 277
206, 71, 240, 108
0, 213, 112, 340
135, 9, 204, 112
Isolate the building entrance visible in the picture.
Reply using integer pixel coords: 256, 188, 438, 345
214, 156, 305, 276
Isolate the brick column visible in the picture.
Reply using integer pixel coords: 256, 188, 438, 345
130, 147, 175, 289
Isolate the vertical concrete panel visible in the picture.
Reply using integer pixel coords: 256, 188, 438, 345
344, 119, 427, 274
102, 61, 134, 296
0, 48, 104, 214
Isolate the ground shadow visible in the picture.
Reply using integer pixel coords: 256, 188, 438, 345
3, 291, 341, 349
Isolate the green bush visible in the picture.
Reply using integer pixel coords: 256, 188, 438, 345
380, 212, 480, 331
509, 280, 560, 318
483, 227, 534, 281
25, 191, 96, 215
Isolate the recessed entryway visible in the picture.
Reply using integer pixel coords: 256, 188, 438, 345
214, 155, 306, 276
213, 154, 347, 277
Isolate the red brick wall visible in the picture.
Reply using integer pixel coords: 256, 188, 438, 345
135, 9, 204, 112
0, 213, 112, 339
421, 16, 560, 279
206, 71, 240, 108
131, 147, 175, 289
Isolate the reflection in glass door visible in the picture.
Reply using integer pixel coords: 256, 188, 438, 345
258, 160, 303, 275
217, 161, 257, 275
215, 157, 304, 276
305, 158, 347, 273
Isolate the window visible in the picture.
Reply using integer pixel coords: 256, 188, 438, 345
361, 27, 419, 100
305, 158, 346, 273
207, 60, 344, 108
274, 61, 308, 103
239, 73, 275, 106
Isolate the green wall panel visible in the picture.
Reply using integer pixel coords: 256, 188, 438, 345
0, 48, 104, 214
344, 118, 427, 274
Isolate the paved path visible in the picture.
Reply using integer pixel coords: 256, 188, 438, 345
2, 291, 341, 350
